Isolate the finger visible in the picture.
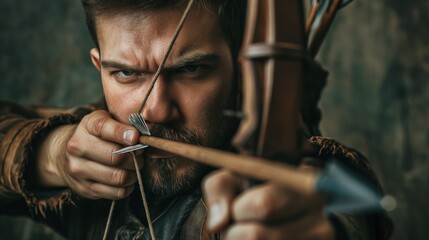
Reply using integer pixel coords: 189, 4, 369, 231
67, 137, 144, 171
224, 213, 333, 240
232, 184, 324, 223
83, 110, 140, 145
79, 181, 135, 200
277, 211, 333, 240
202, 170, 245, 232
223, 223, 269, 240
67, 156, 138, 187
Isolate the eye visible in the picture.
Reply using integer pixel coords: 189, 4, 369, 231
116, 70, 135, 77
110, 69, 143, 84
176, 64, 201, 73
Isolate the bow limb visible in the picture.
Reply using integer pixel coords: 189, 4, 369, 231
233, 0, 306, 161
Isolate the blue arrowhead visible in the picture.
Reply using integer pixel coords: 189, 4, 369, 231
316, 159, 392, 214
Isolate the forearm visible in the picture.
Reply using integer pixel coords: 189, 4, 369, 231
0, 101, 80, 214
0, 105, 47, 202
32, 124, 77, 188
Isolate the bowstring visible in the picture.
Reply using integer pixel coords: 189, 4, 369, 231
131, 152, 156, 240
102, 200, 115, 240
138, 0, 196, 114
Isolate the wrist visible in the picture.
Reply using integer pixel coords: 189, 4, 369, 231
34, 124, 77, 188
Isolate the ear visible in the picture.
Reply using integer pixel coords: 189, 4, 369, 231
90, 48, 101, 71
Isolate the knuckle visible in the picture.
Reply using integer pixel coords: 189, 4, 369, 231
67, 137, 81, 155
250, 191, 276, 219
112, 169, 128, 186
313, 220, 335, 240
92, 117, 108, 137
245, 225, 266, 240
203, 171, 230, 191
67, 160, 82, 176
76, 184, 95, 199
116, 187, 128, 199
87, 182, 97, 193
106, 145, 122, 165
85, 111, 109, 137
114, 125, 126, 142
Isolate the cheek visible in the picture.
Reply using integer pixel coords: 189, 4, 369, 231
182, 78, 232, 126
101, 76, 142, 123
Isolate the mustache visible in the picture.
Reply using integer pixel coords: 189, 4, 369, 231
148, 124, 201, 145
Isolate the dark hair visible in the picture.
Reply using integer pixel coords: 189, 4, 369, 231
81, 0, 247, 58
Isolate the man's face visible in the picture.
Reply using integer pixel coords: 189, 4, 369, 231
90, 7, 236, 198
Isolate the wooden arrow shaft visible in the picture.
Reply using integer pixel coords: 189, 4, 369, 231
140, 135, 317, 197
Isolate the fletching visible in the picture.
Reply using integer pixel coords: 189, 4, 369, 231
112, 113, 151, 155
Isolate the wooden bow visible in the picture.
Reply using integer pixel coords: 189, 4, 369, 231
233, 0, 305, 162
135, 0, 390, 218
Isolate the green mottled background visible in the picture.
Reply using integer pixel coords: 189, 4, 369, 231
0, 0, 101, 107
1, 0, 428, 239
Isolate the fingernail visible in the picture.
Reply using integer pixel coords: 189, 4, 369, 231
207, 202, 225, 230
123, 129, 135, 144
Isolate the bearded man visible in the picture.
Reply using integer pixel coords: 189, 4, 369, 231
0, 0, 392, 239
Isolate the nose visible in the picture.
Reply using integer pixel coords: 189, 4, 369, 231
141, 75, 179, 125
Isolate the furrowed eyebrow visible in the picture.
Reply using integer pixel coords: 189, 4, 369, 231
101, 60, 141, 72
169, 53, 220, 69
100, 53, 220, 72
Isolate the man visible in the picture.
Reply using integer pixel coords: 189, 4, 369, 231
0, 0, 391, 239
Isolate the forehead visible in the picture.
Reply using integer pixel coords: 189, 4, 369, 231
94, 7, 230, 70
95, 6, 220, 32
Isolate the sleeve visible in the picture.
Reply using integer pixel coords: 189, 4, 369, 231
305, 136, 394, 240
0, 100, 100, 217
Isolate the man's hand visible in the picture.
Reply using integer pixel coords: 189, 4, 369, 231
35, 110, 142, 200
203, 170, 334, 240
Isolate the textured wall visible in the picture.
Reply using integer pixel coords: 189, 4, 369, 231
319, 1, 429, 239
0, 0, 101, 107
0, 0, 98, 239
1, 0, 428, 239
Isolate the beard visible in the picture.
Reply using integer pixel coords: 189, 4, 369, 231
141, 112, 235, 199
